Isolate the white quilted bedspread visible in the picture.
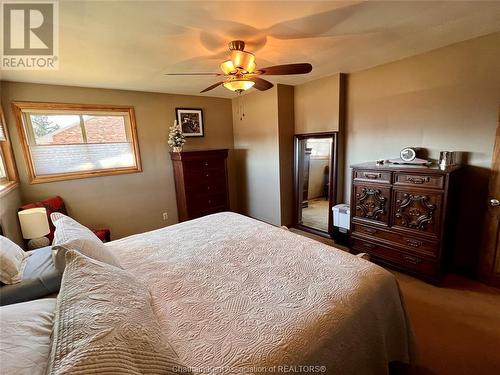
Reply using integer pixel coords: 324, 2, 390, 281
109, 212, 414, 375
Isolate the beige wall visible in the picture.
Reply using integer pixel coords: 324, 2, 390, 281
344, 32, 500, 199
308, 159, 330, 199
1, 81, 235, 241
344, 32, 500, 275
294, 74, 341, 134
294, 73, 346, 204
232, 87, 281, 225
232, 85, 294, 226
0, 80, 23, 245
0, 188, 23, 246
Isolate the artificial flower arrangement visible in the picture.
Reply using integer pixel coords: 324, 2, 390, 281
168, 120, 186, 152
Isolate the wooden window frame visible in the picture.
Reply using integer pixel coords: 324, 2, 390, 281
0, 106, 19, 196
12, 101, 142, 184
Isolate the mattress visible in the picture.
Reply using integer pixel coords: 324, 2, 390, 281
108, 212, 414, 374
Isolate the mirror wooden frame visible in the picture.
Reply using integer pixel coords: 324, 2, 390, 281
293, 132, 339, 238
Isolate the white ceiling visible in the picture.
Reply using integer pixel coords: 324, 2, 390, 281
2, 0, 500, 98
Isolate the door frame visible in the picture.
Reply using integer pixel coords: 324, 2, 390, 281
293, 132, 339, 238
479, 109, 500, 287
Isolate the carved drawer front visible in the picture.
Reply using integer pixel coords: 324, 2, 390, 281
394, 173, 444, 189
352, 223, 440, 257
392, 189, 443, 237
351, 238, 439, 276
353, 185, 391, 225
354, 170, 391, 184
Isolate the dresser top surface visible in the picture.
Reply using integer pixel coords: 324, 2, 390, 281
170, 149, 228, 161
351, 161, 460, 174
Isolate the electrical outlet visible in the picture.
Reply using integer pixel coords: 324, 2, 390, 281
162, 212, 168, 221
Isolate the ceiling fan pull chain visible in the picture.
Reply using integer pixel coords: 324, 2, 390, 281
238, 97, 242, 121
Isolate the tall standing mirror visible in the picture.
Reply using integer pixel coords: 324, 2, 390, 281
294, 133, 338, 237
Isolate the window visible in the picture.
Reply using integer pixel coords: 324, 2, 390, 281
0, 106, 19, 195
306, 138, 332, 160
0, 152, 7, 180
12, 102, 142, 183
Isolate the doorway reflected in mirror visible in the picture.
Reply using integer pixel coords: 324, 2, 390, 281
294, 133, 338, 237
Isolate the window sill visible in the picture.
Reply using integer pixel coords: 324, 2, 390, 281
0, 181, 19, 197
28, 166, 142, 184
310, 156, 331, 160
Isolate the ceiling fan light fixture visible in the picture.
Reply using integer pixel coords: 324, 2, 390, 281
169, 39, 311, 94
220, 60, 236, 75
246, 60, 256, 73
231, 50, 255, 73
223, 79, 255, 92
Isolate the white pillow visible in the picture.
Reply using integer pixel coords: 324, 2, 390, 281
0, 298, 56, 375
47, 251, 179, 374
0, 236, 30, 284
51, 213, 121, 270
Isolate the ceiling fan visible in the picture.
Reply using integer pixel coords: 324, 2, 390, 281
165, 40, 312, 94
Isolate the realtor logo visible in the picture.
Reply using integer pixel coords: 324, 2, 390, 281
1, 1, 59, 69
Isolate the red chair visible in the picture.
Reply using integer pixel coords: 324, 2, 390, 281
19, 196, 110, 243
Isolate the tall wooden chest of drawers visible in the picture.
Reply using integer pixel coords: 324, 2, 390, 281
350, 162, 459, 283
170, 149, 229, 222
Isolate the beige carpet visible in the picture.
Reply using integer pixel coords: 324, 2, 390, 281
394, 271, 500, 375
290, 229, 500, 374
301, 198, 329, 231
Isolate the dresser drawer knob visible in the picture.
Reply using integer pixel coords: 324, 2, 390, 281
364, 172, 381, 179
403, 255, 422, 264
204, 162, 209, 166
207, 186, 210, 190
406, 176, 430, 184
208, 199, 212, 204
205, 173, 209, 177
406, 239, 423, 248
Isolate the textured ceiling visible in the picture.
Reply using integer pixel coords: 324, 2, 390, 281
2, 1, 500, 98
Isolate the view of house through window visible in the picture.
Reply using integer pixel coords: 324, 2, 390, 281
13, 103, 141, 183
31, 114, 128, 145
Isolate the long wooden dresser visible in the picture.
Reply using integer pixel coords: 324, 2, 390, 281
350, 162, 459, 283
170, 149, 229, 222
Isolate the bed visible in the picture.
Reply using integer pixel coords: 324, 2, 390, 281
0, 212, 414, 374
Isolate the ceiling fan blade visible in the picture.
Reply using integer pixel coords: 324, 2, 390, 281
165, 73, 222, 76
248, 77, 274, 91
200, 81, 224, 93
256, 63, 312, 75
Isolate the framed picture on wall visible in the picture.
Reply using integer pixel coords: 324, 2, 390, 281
176, 108, 204, 137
